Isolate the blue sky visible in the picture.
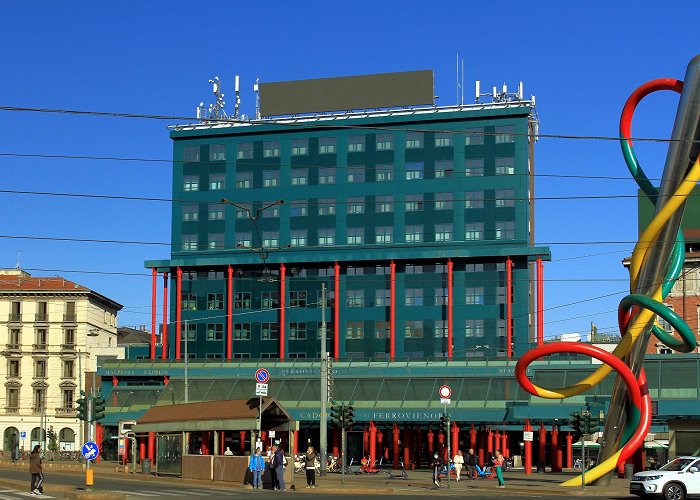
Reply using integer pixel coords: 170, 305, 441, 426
0, 1, 697, 339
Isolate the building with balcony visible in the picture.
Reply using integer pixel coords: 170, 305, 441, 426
0, 269, 123, 453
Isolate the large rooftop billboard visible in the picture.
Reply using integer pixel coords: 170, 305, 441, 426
259, 70, 434, 117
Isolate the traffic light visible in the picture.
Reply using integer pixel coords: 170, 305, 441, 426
92, 394, 106, 422
583, 413, 599, 435
440, 413, 449, 433
344, 404, 355, 428
570, 411, 582, 441
76, 391, 88, 421
330, 402, 343, 427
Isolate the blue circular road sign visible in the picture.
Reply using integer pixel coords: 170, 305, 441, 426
81, 441, 100, 461
255, 368, 270, 384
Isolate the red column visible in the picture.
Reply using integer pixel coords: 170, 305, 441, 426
451, 421, 459, 457
377, 429, 384, 461
390, 260, 396, 360
293, 430, 299, 455
123, 434, 129, 465
538, 422, 547, 472
161, 272, 168, 359
392, 424, 400, 469
227, 265, 233, 360
279, 263, 286, 359
95, 424, 103, 463
332, 428, 340, 457
363, 427, 369, 454
501, 431, 508, 456
220, 432, 225, 455
176, 267, 182, 360
148, 432, 155, 461
438, 430, 445, 460
415, 428, 422, 467
524, 419, 532, 474
537, 257, 544, 346
506, 256, 513, 357
403, 427, 410, 469
369, 422, 377, 466
565, 432, 573, 469
551, 425, 561, 472
140, 437, 146, 461
112, 376, 118, 407
469, 424, 477, 451
239, 431, 246, 454
477, 427, 485, 466
487, 428, 493, 455
334, 262, 340, 359
494, 430, 500, 453
447, 259, 453, 359
427, 427, 434, 455
151, 268, 157, 359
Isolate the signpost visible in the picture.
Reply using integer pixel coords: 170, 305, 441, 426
438, 385, 452, 489
82, 441, 100, 487
254, 369, 269, 448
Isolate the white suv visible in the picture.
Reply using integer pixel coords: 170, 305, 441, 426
630, 456, 700, 500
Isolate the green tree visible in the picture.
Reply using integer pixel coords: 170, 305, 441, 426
47, 430, 58, 452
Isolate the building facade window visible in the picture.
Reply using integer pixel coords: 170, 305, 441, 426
207, 293, 224, 310
290, 291, 308, 308
465, 287, 485, 305
435, 287, 448, 306
236, 142, 253, 159
261, 292, 279, 309
236, 172, 252, 189
206, 324, 224, 341
375, 321, 390, 338
209, 173, 225, 190
405, 225, 423, 243
496, 157, 515, 175
208, 203, 225, 221
376, 134, 394, 151
406, 162, 424, 180
234, 323, 251, 340
434, 224, 453, 242
348, 135, 365, 152
495, 189, 515, 207
465, 128, 484, 146
263, 140, 280, 158
182, 204, 198, 222
261, 322, 279, 340
465, 223, 484, 240
347, 166, 365, 183
465, 159, 484, 176
261, 204, 280, 218
291, 169, 308, 186
262, 231, 279, 247
210, 144, 226, 161
8, 359, 20, 377
291, 201, 308, 217
495, 221, 515, 239
376, 195, 393, 213
405, 288, 424, 306
183, 175, 199, 192
404, 320, 424, 338
263, 170, 280, 188
347, 227, 364, 245
235, 232, 252, 248
290, 230, 307, 247
376, 164, 393, 182
319, 167, 336, 185
235, 292, 251, 309
182, 293, 197, 311
347, 290, 364, 308
405, 132, 424, 149
318, 229, 335, 246
435, 160, 454, 178
434, 192, 453, 210
346, 321, 364, 339
290, 322, 307, 340
465, 191, 484, 209
495, 125, 514, 144
405, 194, 423, 211
183, 146, 200, 162
435, 133, 453, 147
319, 137, 336, 154
347, 197, 365, 214
182, 235, 198, 251
465, 319, 484, 337
318, 199, 335, 216
291, 138, 308, 156
376, 226, 393, 244
375, 289, 390, 307
208, 233, 224, 250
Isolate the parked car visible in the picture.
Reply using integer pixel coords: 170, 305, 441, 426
630, 456, 700, 500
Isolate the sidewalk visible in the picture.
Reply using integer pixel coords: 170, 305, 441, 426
0, 460, 633, 497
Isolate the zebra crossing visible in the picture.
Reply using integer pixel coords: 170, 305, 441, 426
0, 488, 240, 499
0, 490, 56, 499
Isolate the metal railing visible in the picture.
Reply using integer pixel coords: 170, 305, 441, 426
63, 314, 77, 323
35, 313, 49, 322
8, 313, 21, 322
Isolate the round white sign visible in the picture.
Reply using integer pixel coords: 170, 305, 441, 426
439, 385, 451, 398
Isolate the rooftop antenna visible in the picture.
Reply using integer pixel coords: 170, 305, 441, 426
208, 76, 228, 120
476, 79, 530, 103
15, 250, 20, 270
233, 75, 241, 120
254, 77, 260, 120
196, 102, 206, 121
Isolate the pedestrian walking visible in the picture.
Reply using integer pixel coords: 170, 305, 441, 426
248, 448, 265, 489
464, 448, 478, 479
29, 445, 44, 496
493, 450, 505, 488
271, 445, 286, 491
304, 446, 317, 488
453, 450, 464, 481
431, 452, 443, 489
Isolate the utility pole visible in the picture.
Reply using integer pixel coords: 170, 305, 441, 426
320, 283, 328, 476
184, 319, 189, 404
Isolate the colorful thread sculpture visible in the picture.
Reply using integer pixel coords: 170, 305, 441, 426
515, 62, 700, 486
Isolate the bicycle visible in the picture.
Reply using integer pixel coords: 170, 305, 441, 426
327, 455, 341, 473
474, 462, 496, 479
437, 462, 459, 480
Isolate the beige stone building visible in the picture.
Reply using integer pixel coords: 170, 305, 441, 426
0, 269, 122, 454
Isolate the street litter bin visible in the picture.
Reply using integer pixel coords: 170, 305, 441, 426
625, 463, 634, 479
142, 459, 152, 474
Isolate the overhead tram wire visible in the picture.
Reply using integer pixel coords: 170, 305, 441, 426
0, 104, 698, 145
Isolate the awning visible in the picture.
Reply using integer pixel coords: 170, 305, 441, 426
133, 397, 293, 433
572, 440, 600, 448
644, 440, 669, 449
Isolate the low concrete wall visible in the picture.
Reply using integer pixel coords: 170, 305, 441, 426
213, 456, 247, 483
